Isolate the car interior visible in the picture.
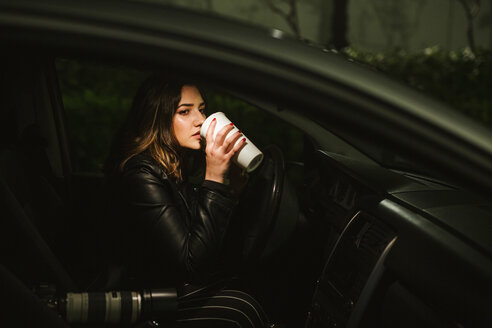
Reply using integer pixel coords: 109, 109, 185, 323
1, 48, 492, 328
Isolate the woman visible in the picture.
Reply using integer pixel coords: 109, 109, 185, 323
104, 74, 269, 327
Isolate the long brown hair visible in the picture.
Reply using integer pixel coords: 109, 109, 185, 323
106, 74, 199, 180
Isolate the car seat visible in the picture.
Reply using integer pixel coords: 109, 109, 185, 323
0, 125, 76, 292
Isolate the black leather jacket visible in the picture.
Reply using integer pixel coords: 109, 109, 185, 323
106, 154, 237, 288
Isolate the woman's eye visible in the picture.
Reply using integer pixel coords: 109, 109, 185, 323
178, 109, 189, 115
199, 108, 205, 114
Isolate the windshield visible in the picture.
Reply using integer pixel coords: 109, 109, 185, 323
340, 133, 435, 176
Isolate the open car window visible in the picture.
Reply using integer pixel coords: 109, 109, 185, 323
55, 56, 451, 188
55, 58, 306, 176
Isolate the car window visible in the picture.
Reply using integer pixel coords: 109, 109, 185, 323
55, 58, 304, 176
55, 58, 149, 174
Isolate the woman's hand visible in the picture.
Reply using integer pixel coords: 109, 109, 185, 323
204, 118, 245, 184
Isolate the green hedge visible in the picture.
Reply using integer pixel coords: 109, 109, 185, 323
342, 46, 492, 127
56, 59, 148, 172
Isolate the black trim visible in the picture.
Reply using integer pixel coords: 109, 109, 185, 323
88, 292, 106, 323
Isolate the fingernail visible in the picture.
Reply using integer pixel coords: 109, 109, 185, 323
229, 123, 234, 126
242, 138, 246, 142
212, 118, 216, 122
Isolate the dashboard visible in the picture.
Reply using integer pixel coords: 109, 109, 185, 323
301, 150, 492, 328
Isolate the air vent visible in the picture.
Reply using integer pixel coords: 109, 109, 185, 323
308, 212, 396, 328
358, 218, 393, 259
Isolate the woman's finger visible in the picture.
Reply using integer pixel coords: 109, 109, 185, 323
229, 137, 246, 156
224, 130, 243, 153
214, 123, 235, 148
205, 118, 217, 148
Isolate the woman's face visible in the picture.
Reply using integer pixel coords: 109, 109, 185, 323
173, 85, 206, 150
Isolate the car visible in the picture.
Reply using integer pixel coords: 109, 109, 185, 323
1, 0, 492, 327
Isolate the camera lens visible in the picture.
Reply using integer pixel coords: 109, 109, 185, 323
57, 288, 176, 324
64, 291, 141, 324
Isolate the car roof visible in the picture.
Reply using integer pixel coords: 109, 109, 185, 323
2, 0, 492, 194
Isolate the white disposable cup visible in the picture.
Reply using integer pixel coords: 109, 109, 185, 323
200, 112, 264, 172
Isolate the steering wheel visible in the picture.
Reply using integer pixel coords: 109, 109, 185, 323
234, 145, 297, 264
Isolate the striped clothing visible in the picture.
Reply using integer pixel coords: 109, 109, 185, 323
175, 282, 270, 328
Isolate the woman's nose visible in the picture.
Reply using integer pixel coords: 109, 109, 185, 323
194, 111, 205, 126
